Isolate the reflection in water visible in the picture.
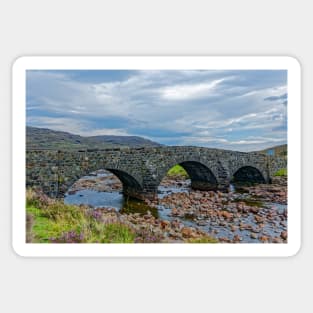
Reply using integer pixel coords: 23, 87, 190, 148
120, 198, 159, 218
64, 189, 159, 218
65, 189, 124, 209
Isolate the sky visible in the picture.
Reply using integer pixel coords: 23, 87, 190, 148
26, 69, 287, 152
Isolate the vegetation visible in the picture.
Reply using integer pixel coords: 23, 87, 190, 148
258, 144, 287, 157
26, 189, 135, 243
167, 164, 189, 177
27, 126, 161, 150
26, 189, 219, 244
274, 168, 287, 176
187, 237, 218, 243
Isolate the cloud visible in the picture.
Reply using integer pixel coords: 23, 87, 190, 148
264, 93, 287, 101
160, 78, 228, 100
26, 69, 287, 152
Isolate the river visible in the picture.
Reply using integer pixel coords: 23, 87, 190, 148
64, 172, 287, 243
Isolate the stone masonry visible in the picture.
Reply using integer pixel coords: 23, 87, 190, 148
26, 146, 287, 200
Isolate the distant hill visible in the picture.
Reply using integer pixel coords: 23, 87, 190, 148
26, 126, 162, 150
257, 144, 287, 157
88, 135, 161, 147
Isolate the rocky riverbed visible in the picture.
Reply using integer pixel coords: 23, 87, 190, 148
65, 171, 288, 243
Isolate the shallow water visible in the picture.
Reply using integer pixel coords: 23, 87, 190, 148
65, 189, 124, 209
64, 174, 287, 243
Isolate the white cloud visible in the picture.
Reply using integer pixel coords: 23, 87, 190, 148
160, 78, 226, 100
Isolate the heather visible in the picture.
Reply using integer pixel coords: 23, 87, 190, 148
26, 189, 135, 243
26, 188, 218, 244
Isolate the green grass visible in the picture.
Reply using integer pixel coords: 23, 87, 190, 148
87, 223, 135, 243
274, 168, 287, 176
187, 237, 218, 243
167, 164, 189, 177
26, 189, 135, 243
27, 205, 71, 242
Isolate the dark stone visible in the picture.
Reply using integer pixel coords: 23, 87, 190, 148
26, 146, 286, 201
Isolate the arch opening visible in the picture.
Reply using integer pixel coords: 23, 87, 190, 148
158, 161, 218, 192
106, 168, 143, 199
64, 169, 158, 216
65, 168, 143, 200
232, 166, 266, 184
180, 161, 218, 190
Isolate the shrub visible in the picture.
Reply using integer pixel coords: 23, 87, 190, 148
274, 168, 287, 176
167, 164, 189, 177
187, 237, 218, 243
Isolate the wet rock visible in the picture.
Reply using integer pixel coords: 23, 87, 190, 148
259, 235, 269, 243
233, 234, 242, 242
254, 215, 264, 224
249, 207, 259, 214
184, 212, 196, 219
272, 237, 283, 243
231, 225, 238, 232
221, 211, 233, 220
181, 227, 197, 238
160, 220, 170, 229
196, 220, 207, 226
171, 208, 179, 216
280, 231, 288, 240
250, 233, 258, 239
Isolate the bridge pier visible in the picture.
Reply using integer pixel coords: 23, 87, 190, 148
123, 187, 157, 201
192, 180, 230, 192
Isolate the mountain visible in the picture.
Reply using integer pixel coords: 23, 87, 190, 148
257, 144, 287, 157
88, 135, 162, 147
26, 126, 162, 149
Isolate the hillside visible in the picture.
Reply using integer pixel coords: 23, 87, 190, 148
88, 135, 161, 147
26, 126, 161, 150
258, 144, 287, 157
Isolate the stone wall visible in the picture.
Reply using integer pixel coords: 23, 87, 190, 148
26, 146, 287, 200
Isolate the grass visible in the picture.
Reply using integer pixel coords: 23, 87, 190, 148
26, 188, 219, 244
167, 164, 189, 177
274, 168, 287, 176
26, 189, 135, 243
187, 237, 218, 243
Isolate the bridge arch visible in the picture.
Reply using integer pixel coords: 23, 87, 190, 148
59, 167, 144, 200
156, 160, 219, 191
231, 165, 266, 184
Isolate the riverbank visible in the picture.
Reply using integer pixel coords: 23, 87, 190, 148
26, 188, 218, 243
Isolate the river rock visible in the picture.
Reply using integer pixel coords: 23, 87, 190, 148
250, 233, 258, 239
259, 235, 269, 242
280, 231, 288, 240
181, 227, 197, 238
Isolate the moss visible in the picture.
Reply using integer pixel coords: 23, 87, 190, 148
187, 237, 219, 243
233, 197, 264, 207
274, 168, 287, 176
120, 198, 159, 218
167, 164, 189, 177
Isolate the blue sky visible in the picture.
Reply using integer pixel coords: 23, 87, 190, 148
26, 69, 287, 152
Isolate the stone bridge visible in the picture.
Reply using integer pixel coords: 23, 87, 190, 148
26, 146, 287, 200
